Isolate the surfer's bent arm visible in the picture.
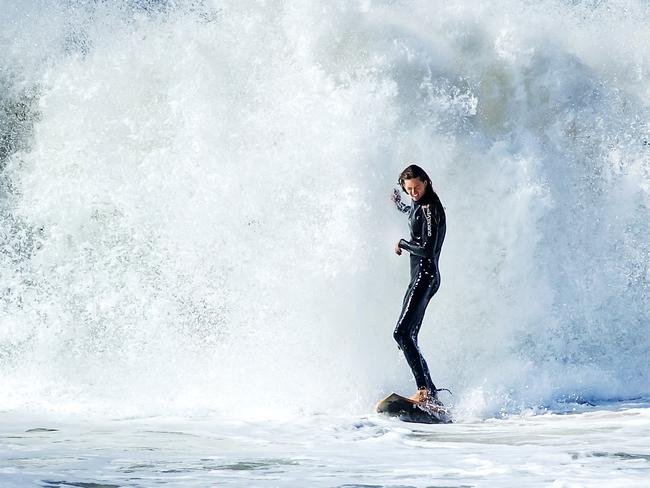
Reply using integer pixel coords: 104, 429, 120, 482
395, 200, 411, 213
392, 189, 411, 213
398, 205, 438, 258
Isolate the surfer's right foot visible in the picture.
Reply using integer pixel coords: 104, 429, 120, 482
409, 388, 444, 408
408, 388, 427, 403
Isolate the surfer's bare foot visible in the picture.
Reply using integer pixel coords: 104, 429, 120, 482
410, 388, 444, 409
408, 388, 426, 402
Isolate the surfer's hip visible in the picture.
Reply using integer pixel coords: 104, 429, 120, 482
409, 258, 439, 281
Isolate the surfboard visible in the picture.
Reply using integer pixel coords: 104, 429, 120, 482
375, 392, 452, 424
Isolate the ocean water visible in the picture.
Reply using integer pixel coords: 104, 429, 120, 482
1, 0, 649, 486
2, 402, 650, 487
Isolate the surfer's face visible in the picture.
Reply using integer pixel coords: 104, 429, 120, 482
403, 177, 427, 201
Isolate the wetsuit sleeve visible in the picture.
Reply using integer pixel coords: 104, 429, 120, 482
392, 189, 411, 213
395, 200, 411, 213
398, 205, 438, 258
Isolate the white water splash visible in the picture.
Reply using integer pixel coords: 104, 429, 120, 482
1, 0, 649, 419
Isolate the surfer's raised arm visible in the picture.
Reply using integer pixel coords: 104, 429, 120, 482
391, 188, 411, 213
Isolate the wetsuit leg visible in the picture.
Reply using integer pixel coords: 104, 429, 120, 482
393, 269, 440, 393
410, 306, 437, 393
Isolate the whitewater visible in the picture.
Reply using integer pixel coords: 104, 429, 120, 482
1, 0, 649, 486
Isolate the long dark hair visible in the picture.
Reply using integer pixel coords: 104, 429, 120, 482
398, 164, 431, 189
398, 164, 436, 202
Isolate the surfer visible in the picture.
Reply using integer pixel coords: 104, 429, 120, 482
391, 164, 446, 410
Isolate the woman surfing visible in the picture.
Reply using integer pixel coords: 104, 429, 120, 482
391, 164, 447, 411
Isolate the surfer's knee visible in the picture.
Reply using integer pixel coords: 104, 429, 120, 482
393, 328, 414, 349
393, 328, 406, 347
393, 328, 403, 345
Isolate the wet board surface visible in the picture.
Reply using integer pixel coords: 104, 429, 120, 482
375, 392, 452, 424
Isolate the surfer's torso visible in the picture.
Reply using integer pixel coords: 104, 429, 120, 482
398, 191, 446, 279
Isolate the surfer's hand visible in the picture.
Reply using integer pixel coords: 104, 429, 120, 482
391, 188, 401, 204
395, 241, 402, 255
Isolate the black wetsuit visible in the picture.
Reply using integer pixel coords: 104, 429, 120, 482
393, 189, 446, 394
